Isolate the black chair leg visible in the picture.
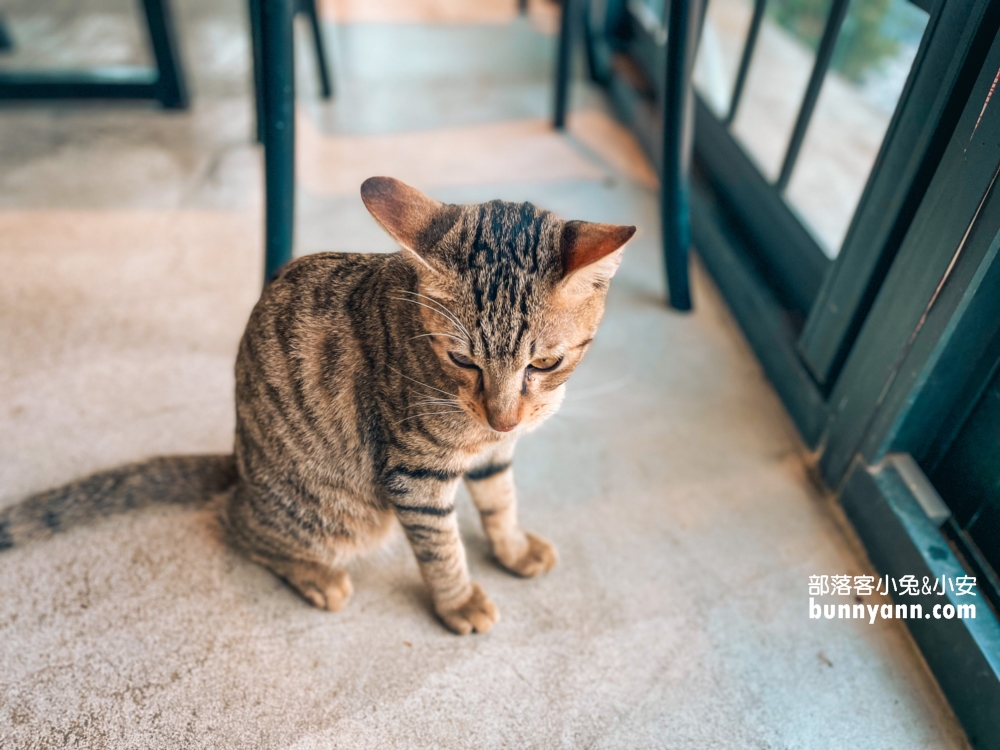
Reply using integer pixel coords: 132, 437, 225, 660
301, 0, 333, 99
580, 0, 605, 85
261, 0, 297, 282
249, 0, 267, 143
553, 0, 574, 129
141, 0, 188, 109
253, 0, 331, 143
661, 0, 703, 312
0, 17, 13, 53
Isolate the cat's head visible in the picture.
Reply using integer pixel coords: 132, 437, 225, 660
362, 176, 635, 434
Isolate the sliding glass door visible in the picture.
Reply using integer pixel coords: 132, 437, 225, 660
586, 2, 1000, 739
592, 0, 995, 385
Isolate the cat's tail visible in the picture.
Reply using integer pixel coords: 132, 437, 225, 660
0, 454, 238, 551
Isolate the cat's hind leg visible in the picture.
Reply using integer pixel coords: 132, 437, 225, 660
248, 552, 353, 612
222, 484, 354, 612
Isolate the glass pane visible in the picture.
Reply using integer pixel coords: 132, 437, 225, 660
694, 0, 757, 117
785, 0, 929, 257
627, 0, 667, 35
637, 0, 667, 20
729, 0, 832, 181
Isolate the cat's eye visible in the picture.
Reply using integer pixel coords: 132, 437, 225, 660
449, 351, 479, 369
528, 356, 562, 372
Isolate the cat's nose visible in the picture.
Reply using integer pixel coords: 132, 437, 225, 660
485, 408, 520, 432
483, 375, 521, 431
488, 417, 519, 433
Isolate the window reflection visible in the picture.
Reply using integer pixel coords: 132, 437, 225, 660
730, 0, 831, 181
785, 0, 929, 256
694, 0, 757, 117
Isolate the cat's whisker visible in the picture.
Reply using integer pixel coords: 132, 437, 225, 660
390, 297, 470, 344
395, 410, 466, 425
397, 290, 472, 336
396, 290, 473, 342
409, 332, 467, 344
388, 367, 459, 399
409, 399, 461, 408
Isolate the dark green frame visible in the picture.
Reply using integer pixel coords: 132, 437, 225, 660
699, 2, 1000, 743
819, 27, 1000, 738
581, 0, 1000, 743
599, 0, 1000, 391
841, 459, 1000, 748
799, 0, 1000, 386
820, 33, 1000, 484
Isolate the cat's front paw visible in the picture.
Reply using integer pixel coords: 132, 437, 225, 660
436, 582, 499, 635
499, 531, 558, 578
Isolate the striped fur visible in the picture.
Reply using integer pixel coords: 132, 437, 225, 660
0, 455, 236, 550
1, 177, 634, 634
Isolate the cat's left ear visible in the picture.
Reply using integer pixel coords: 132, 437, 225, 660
360, 176, 459, 276
559, 221, 636, 295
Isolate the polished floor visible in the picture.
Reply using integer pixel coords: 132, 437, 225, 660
0, 1, 971, 748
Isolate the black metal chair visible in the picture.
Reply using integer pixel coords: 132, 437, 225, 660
0, 0, 187, 108
552, 0, 702, 312
0, 0, 332, 284
250, 0, 336, 282
249, 0, 332, 144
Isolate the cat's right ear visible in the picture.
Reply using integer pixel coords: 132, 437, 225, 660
360, 177, 458, 276
558, 221, 636, 297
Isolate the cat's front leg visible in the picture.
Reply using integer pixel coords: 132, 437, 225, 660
388, 470, 498, 634
464, 442, 558, 578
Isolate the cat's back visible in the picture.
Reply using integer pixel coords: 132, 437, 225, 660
261, 251, 391, 318
236, 251, 401, 412
234, 251, 404, 489
241, 251, 396, 348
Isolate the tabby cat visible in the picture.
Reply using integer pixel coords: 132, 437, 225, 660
0, 177, 635, 634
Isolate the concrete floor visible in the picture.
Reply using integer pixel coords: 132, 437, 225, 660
0, 1, 971, 748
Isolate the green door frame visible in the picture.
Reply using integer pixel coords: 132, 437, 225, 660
820, 29, 1000, 484
702, 6, 1000, 740
821, 25, 1000, 740
577, 0, 1000, 743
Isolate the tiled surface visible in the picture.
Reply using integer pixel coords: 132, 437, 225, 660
0, 1, 970, 748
